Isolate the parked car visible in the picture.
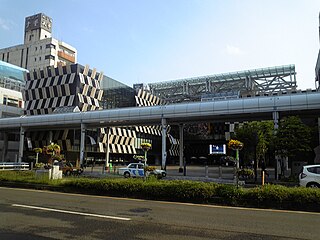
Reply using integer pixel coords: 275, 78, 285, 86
219, 156, 236, 167
299, 164, 320, 188
118, 163, 166, 178
58, 161, 83, 176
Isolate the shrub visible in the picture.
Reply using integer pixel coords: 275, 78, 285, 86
1, 171, 320, 212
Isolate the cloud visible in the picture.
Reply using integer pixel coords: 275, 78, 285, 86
226, 44, 245, 56
0, 18, 11, 30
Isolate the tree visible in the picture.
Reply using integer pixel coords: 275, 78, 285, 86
275, 116, 312, 159
235, 121, 274, 165
235, 121, 274, 182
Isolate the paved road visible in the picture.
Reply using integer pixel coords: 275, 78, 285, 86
0, 187, 319, 240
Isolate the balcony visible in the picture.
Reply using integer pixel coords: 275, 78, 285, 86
58, 50, 75, 63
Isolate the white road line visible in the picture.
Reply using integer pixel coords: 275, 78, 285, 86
4, 187, 320, 216
12, 204, 131, 221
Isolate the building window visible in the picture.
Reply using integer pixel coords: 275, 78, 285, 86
39, 56, 41, 61
46, 43, 56, 49
45, 55, 55, 60
40, 46, 42, 50
35, 46, 37, 51
35, 57, 37, 62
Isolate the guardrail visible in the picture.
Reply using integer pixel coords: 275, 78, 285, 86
0, 162, 30, 171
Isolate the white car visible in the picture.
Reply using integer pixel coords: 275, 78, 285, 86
118, 163, 166, 178
299, 164, 320, 188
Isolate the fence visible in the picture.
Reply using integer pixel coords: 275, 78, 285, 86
0, 162, 30, 171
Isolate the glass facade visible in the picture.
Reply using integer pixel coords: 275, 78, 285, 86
0, 60, 27, 92
100, 76, 135, 109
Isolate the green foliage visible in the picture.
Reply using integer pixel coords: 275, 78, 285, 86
1, 172, 320, 211
144, 166, 156, 171
34, 163, 45, 169
237, 168, 254, 179
275, 116, 312, 158
235, 121, 274, 165
0, 171, 36, 182
33, 148, 42, 154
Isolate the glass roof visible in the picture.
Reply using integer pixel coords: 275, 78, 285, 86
0, 60, 28, 83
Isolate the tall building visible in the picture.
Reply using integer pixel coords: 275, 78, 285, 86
0, 13, 77, 71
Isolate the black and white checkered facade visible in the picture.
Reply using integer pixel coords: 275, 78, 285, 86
24, 64, 136, 155
24, 64, 103, 115
134, 89, 167, 136
99, 127, 136, 154
134, 89, 178, 156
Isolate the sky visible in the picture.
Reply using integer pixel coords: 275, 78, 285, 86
1, 0, 320, 90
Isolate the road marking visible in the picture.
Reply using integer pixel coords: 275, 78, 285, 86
3, 186, 320, 216
12, 204, 131, 221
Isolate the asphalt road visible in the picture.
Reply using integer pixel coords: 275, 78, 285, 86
0, 187, 319, 240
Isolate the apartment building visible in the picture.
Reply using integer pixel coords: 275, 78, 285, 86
0, 13, 77, 71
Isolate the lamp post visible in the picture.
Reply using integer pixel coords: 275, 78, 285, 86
141, 143, 151, 180
228, 139, 244, 187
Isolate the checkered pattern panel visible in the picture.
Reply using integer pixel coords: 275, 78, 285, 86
26, 130, 71, 151
99, 127, 137, 154
168, 134, 180, 156
135, 88, 166, 107
134, 89, 168, 136
24, 64, 103, 115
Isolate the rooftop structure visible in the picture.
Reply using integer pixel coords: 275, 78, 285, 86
0, 13, 77, 71
148, 65, 297, 103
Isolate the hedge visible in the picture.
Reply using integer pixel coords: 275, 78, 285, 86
1, 171, 320, 212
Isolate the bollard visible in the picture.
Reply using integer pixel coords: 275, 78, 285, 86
205, 165, 208, 178
262, 171, 265, 185
218, 165, 222, 179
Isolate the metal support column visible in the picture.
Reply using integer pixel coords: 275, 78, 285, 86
48, 131, 53, 144
1, 132, 8, 162
161, 118, 167, 170
273, 111, 279, 180
80, 123, 86, 167
104, 127, 110, 173
18, 127, 25, 163
179, 124, 184, 172
318, 117, 320, 146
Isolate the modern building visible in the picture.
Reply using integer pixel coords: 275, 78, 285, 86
0, 13, 77, 71
23, 63, 165, 164
148, 65, 297, 103
0, 60, 28, 161
0, 60, 26, 117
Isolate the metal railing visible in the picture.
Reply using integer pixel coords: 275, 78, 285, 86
0, 162, 29, 171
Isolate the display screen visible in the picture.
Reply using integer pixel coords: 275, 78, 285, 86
209, 144, 226, 154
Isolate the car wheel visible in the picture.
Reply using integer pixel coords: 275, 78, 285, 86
161, 172, 167, 178
307, 182, 320, 188
124, 172, 130, 178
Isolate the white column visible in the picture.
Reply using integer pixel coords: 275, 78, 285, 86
179, 124, 184, 171
1, 132, 8, 162
104, 127, 110, 173
18, 127, 25, 163
80, 123, 86, 166
161, 118, 167, 170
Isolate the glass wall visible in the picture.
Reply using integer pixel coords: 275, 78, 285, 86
0, 60, 27, 92
100, 76, 135, 109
